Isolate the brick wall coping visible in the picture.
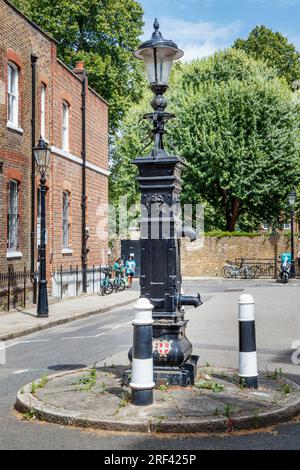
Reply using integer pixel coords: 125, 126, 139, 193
88, 86, 109, 106
51, 146, 110, 177
57, 58, 109, 106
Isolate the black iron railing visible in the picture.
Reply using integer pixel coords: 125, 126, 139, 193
0, 267, 34, 312
52, 265, 113, 299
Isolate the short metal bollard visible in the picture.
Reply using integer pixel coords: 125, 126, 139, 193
130, 297, 155, 406
238, 294, 258, 389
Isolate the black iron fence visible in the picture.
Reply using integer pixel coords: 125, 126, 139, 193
52, 265, 111, 299
0, 267, 34, 312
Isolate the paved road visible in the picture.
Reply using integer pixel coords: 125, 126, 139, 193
0, 279, 300, 450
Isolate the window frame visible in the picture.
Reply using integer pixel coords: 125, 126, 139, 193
62, 101, 69, 152
40, 83, 46, 139
62, 191, 69, 249
7, 179, 19, 253
7, 62, 19, 127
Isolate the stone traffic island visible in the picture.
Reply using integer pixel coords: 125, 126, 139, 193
15, 366, 300, 434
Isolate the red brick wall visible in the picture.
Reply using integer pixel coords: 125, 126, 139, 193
0, 0, 53, 273
0, 0, 109, 281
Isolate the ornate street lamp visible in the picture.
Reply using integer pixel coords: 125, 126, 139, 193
124, 20, 202, 388
288, 189, 296, 278
34, 137, 51, 317
134, 18, 183, 158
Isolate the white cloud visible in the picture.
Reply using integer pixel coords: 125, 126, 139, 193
142, 17, 242, 61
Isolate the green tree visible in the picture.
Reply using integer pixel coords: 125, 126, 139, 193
168, 49, 300, 231
12, 0, 145, 132
111, 50, 300, 231
234, 25, 300, 87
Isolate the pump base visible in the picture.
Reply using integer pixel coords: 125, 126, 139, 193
123, 355, 199, 388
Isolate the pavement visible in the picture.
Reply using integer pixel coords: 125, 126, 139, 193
0, 287, 139, 342
16, 365, 300, 434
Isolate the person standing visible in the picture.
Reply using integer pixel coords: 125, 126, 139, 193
125, 255, 136, 289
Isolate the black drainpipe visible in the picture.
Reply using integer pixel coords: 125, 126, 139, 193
31, 53, 38, 303
81, 72, 88, 293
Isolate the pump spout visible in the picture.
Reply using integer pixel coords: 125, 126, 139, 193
179, 293, 203, 309
177, 225, 197, 242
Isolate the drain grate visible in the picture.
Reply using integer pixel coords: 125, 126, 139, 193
224, 288, 244, 293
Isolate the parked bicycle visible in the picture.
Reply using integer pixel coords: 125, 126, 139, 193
113, 273, 126, 292
222, 260, 255, 279
98, 266, 113, 296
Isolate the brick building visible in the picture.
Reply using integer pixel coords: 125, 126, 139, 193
0, 0, 109, 302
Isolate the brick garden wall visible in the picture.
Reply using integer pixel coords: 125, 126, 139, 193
181, 235, 299, 277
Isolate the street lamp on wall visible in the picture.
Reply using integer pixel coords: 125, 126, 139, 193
34, 137, 51, 317
134, 19, 183, 157
288, 189, 296, 278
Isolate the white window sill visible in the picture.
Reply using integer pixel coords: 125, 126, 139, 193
6, 251, 23, 259
7, 122, 24, 135
62, 248, 73, 255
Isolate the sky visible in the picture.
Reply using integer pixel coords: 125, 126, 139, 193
139, 0, 300, 62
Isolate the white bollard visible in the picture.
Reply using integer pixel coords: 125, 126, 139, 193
238, 294, 258, 389
130, 297, 155, 406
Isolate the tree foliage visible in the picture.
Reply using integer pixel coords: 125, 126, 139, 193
234, 25, 300, 87
111, 49, 300, 231
12, 0, 145, 132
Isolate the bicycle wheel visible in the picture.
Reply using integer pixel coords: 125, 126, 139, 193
117, 279, 126, 292
242, 267, 254, 279
222, 266, 233, 278
104, 281, 114, 294
253, 265, 261, 278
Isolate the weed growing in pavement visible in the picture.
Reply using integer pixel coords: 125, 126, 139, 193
266, 367, 283, 380
23, 408, 36, 421
99, 381, 107, 394
280, 383, 291, 395
155, 416, 165, 433
75, 367, 97, 391
223, 403, 235, 418
30, 382, 38, 394
252, 410, 260, 429
30, 373, 49, 395
158, 384, 169, 392
114, 392, 130, 415
239, 378, 247, 390
195, 380, 224, 393
39, 373, 48, 388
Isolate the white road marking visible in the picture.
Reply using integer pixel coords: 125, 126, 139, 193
13, 370, 29, 374
97, 322, 130, 330
0, 339, 49, 351
60, 335, 97, 340
61, 332, 105, 340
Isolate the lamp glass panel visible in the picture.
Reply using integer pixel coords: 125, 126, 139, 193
140, 46, 177, 85
289, 193, 296, 206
